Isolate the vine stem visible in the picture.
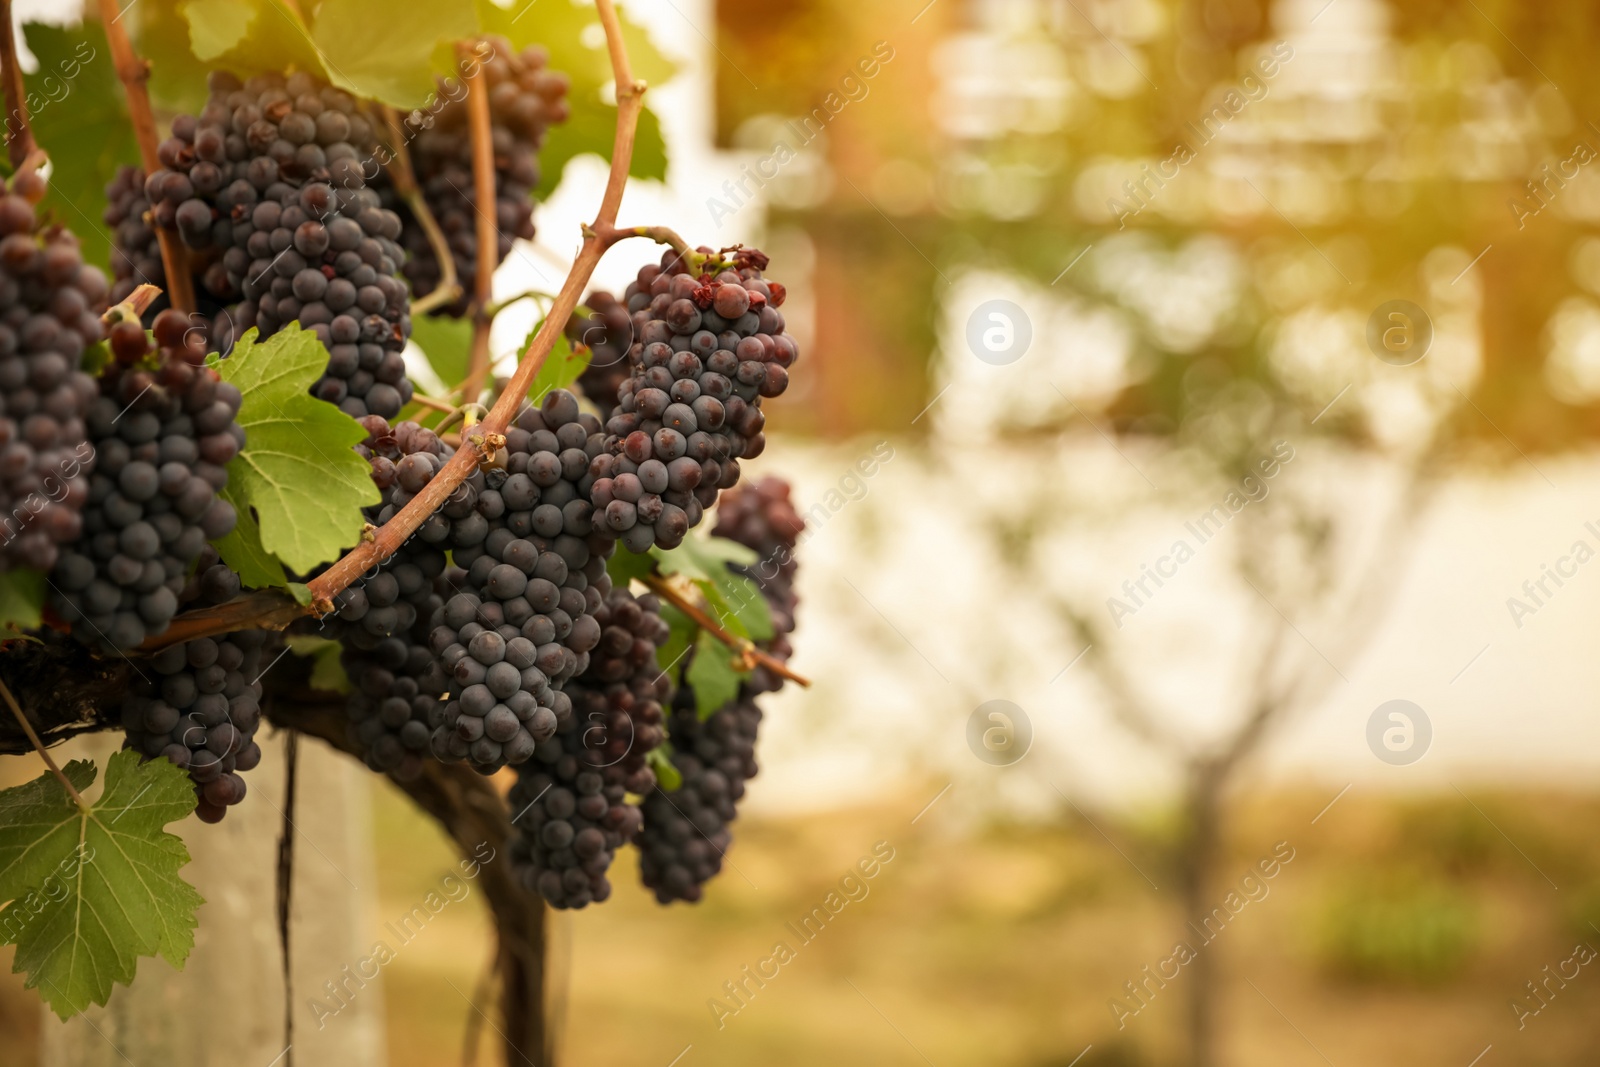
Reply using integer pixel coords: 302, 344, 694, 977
640, 573, 812, 687
462, 41, 498, 403
382, 106, 463, 318
94, 0, 196, 313
0, 0, 38, 170
0, 676, 88, 812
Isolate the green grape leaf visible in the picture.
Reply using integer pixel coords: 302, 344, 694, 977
159, 0, 328, 92
21, 22, 139, 269
286, 634, 351, 693
476, 0, 675, 196
409, 313, 473, 389
523, 323, 590, 405
704, 571, 773, 642
210, 480, 290, 590
129, 0, 211, 113
183, 0, 254, 59
311, 0, 480, 108
214, 326, 379, 573
686, 629, 744, 720
655, 601, 694, 680
644, 745, 681, 792
0, 570, 46, 636
606, 546, 655, 589
0, 751, 202, 1020
650, 535, 757, 582
650, 539, 770, 638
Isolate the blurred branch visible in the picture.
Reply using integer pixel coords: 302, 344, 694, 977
1059, 605, 1185, 758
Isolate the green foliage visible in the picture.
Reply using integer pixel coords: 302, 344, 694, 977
287, 634, 352, 693
0, 751, 203, 1019
0, 571, 46, 636
686, 629, 741, 720
524, 321, 591, 404
652, 536, 772, 641
21, 22, 139, 268
644, 745, 681, 792
213, 326, 379, 574
607, 545, 654, 588
1314, 872, 1479, 984
211, 480, 290, 589
312, 0, 479, 108
655, 600, 694, 678
409, 314, 473, 390
476, 0, 675, 196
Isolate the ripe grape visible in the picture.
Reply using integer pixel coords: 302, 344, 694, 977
119, 547, 271, 823
589, 247, 796, 552
380, 37, 569, 316
142, 71, 414, 419
49, 310, 242, 651
0, 190, 106, 572
634, 478, 804, 904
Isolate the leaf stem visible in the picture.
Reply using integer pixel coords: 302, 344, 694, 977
640, 573, 811, 687
462, 40, 499, 403
0, 675, 88, 812
0, 0, 37, 170
94, 0, 196, 314
381, 106, 462, 317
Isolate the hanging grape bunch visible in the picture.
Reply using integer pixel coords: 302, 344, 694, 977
426, 391, 615, 775
0, 177, 105, 574
568, 287, 635, 417
590, 247, 797, 552
385, 36, 570, 314
49, 309, 242, 652
635, 478, 805, 904
141, 71, 415, 418
119, 546, 271, 823
506, 585, 669, 909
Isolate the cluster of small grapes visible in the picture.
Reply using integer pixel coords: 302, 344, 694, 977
504, 583, 665, 910
568, 289, 634, 418
384, 36, 569, 314
49, 309, 242, 652
634, 478, 805, 904
119, 547, 269, 823
140, 71, 414, 419
333, 418, 456, 779
588, 248, 797, 552
565, 586, 670, 795
0, 182, 106, 573
425, 391, 615, 774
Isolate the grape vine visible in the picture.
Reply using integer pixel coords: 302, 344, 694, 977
0, 0, 814, 1048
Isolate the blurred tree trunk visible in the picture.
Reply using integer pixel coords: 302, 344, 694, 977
1179, 760, 1224, 1067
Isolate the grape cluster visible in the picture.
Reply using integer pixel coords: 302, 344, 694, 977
119, 547, 269, 823
569, 289, 634, 418
49, 310, 242, 652
425, 391, 614, 774
506, 703, 642, 910
333, 418, 456, 778
385, 37, 569, 314
589, 248, 797, 552
103, 166, 164, 308
103, 165, 252, 344
0, 186, 105, 573
142, 71, 414, 419
634, 478, 805, 904
564, 587, 671, 795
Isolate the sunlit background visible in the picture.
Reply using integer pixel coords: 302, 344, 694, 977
9, 0, 1600, 1064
